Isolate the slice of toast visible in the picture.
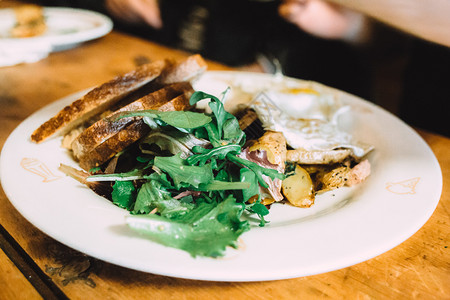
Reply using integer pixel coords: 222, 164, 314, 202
157, 54, 207, 85
77, 92, 193, 171
30, 59, 167, 143
30, 54, 207, 144
71, 82, 193, 160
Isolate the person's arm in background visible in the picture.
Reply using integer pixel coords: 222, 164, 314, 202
332, 0, 450, 47
104, 0, 162, 29
279, 0, 450, 47
279, 0, 372, 43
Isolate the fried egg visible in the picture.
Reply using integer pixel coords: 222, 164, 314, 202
249, 89, 373, 158
193, 72, 373, 159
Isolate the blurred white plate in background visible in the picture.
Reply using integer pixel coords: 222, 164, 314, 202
0, 7, 113, 51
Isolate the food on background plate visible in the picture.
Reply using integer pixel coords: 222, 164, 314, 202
30, 55, 373, 257
10, 4, 47, 38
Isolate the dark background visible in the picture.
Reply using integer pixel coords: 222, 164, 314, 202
39, 0, 450, 137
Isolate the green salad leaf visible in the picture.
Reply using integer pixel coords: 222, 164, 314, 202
111, 110, 212, 129
133, 179, 194, 218
227, 154, 285, 188
187, 144, 240, 166
190, 90, 245, 146
126, 195, 249, 257
86, 89, 285, 258
197, 180, 250, 191
154, 154, 214, 189
111, 181, 136, 210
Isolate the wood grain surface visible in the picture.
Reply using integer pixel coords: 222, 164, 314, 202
0, 248, 42, 300
0, 5, 449, 299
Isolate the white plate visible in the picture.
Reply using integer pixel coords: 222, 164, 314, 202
0, 7, 113, 51
0, 71, 442, 282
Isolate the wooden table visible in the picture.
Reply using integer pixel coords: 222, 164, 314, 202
1, 27, 449, 300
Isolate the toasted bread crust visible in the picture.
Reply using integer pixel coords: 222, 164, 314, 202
31, 55, 207, 144
156, 90, 193, 112
158, 54, 207, 85
30, 59, 167, 143
30, 54, 207, 170
78, 120, 150, 171
77, 92, 193, 170
71, 82, 193, 160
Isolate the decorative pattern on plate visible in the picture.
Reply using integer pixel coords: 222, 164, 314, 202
386, 178, 420, 195
20, 157, 62, 182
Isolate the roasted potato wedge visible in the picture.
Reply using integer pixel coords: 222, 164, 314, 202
316, 166, 349, 192
282, 165, 315, 207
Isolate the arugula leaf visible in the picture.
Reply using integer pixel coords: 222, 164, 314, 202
240, 168, 259, 203
133, 180, 171, 214
250, 202, 269, 217
136, 155, 153, 163
208, 97, 234, 139
189, 90, 221, 106
154, 154, 214, 189
175, 197, 216, 222
146, 172, 174, 189
240, 168, 268, 226
189, 91, 241, 144
187, 144, 241, 166
226, 154, 285, 188
87, 168, 149, 182
249, 202, 269, 227
158, 111, 212, 129
223, 117, 245, 144
203, 123, 222, 148
215, 168, 230, 182
197, 180, 250, 191
111, 110, 212, 129
126, 195, 249, 257
133, 179, 194, 218
111, 181, 136, 210
140, 130, 203, 158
